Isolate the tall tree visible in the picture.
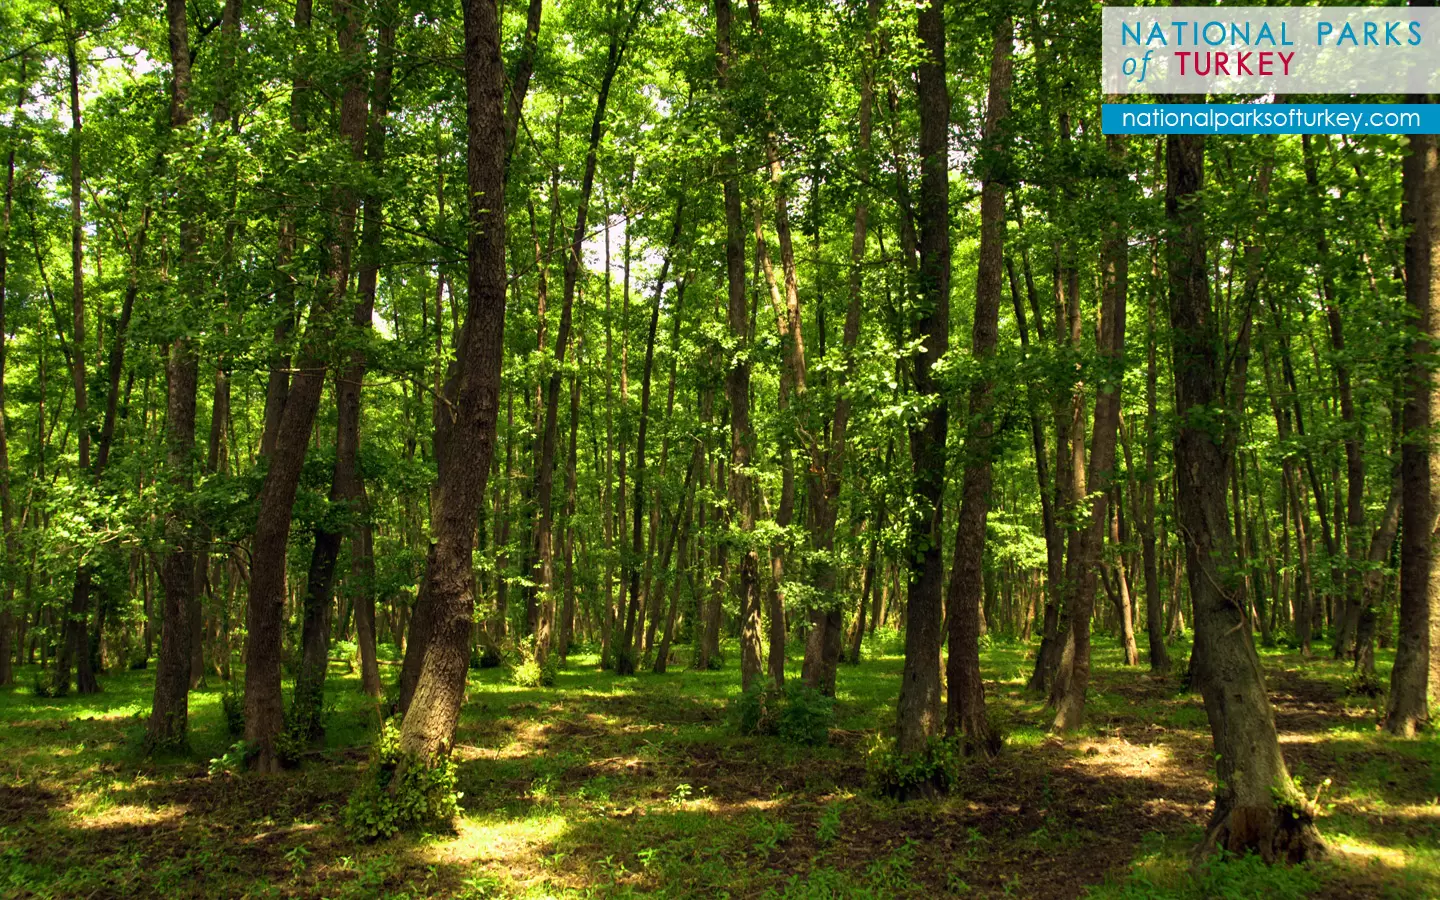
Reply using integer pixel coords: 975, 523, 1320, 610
943, 12, 1011, 754
894, 0, 949, 758
396, 0, 508, 764
1167, 130, 1321, 861
148, 0, 203, 749
1387, 127, 1437, 736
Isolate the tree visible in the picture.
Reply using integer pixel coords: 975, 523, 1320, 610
1167, 130, 1321, 861
943, 12, 1011, 754
894, 0, 949, 758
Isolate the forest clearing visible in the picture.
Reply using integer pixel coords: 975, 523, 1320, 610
3, 636, 1437, 898
2, 0, 1440, 895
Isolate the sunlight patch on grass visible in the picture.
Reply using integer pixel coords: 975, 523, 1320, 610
72, 802, 187, 829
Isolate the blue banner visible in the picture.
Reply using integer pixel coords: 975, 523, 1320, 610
1102, 102, 1438, 133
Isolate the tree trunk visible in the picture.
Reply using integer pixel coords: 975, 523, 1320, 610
1167, 130, 1322, 862
0, 56, 23, 687
246, 0, 366, 769
714, 0, 761, 691
148, 0, 204, 747
397, 0, 508, 764
895, 0, 949, 758
942, 14, 1009, 755
291, 0, 380, 735
532, 12, 635, 666
618, 200, 682, 673
1388, 127, 1438, 736
1052, 132, 1128, 732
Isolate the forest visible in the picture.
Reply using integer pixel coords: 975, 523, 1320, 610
0, 0, 1437, 895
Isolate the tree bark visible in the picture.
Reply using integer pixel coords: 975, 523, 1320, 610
1051, 132, 1128, 732
147, 0, 207, 746
1167, 131, 1322, 862
1388, 127, 1438, 736
895, 0, 949, 758
397, 0, 508, 764
942, 14, 1010, 755
714, 0, 762, 691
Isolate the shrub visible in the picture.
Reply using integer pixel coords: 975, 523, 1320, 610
31, 674, 57, 699
509, 644, 558, 687
344, 717, 461, 841
470, 643, 503, 670
221, 689, 245, 738
732, 683, 834, 746
777, 684, 834, 746
866, 734, 965, 800
1345, 669, 1386, 698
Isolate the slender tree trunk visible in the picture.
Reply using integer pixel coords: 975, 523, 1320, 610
714, 0, 761, 690
1167, 130, 1321, 861
618, 201, 683, 673
1356, 477, 1401, 674
533, 12, 636, 666
0, 57, 24, 687
397, 0, 508, 764
895, 0, 950, 759
1388, 126, 1438, 735
1052, 132, 1128, 731
942, 14, 1010, 754
148, 0, 209, 746
293, 0, 385, 730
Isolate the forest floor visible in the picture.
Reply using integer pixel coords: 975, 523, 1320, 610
0, 632, 1436, 899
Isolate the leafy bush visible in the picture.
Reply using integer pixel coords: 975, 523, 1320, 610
31, 674, 57, 699
1345, 669, 1386, 698
344, 717, 462, 841
1197, 849, 1321, 900
221, 689, 246, 738
470, 643, 503, 670
866, 734, 965, 799
509, 644, 558, 687
732, 683, 834, 746
208, 740, 252, 776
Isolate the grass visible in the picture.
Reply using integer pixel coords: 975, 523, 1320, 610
0, 631, 1435, 898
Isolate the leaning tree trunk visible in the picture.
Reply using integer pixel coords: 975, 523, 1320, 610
1167, 130, 1322, 862
245, 1, 365, 768
348, 0, 398, 701
1388, 127, 1438, 736
290, 0, 371, 742
895, 0, 949, 758
396, 0, 509, 764
148, 0, 203, 748
942, 13, 1010, 755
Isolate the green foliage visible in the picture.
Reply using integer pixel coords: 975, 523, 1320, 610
509, 644, 558, 687
208, 740, 253, 776
344, 718, 462, 841
865, 734, 965, 799
815, 801, 843, 845
221, 687, 245, 738
731, 683, 834, 746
